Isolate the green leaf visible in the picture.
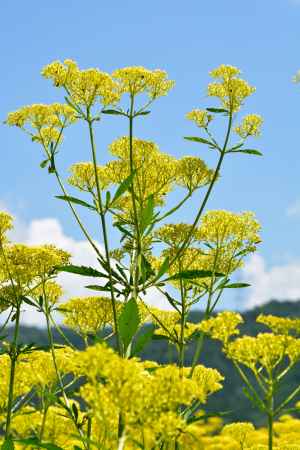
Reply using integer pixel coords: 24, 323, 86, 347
224, 282, 251, 288
206, 107, 229, 114
118, 298, 140, 351
184, 136, 214, 146
110, 171, 136, 207
20, 296, 37, 308
1, 438, 14, 450
15, 438, 63, 450
139, 254, 155, 284
102, 109, 124, 115
40, 159, 49, 169
55, 195, 97, 211
136, 110, 151, 116
239, 149, 263, 156
131, 325, 155, 356
167, 269, 224, 281
56, 265, 107, 278
155, 256, 170, 280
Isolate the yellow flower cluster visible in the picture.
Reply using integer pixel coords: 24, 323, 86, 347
68, 161, 110, 192
71, 343, 223, 446
176, 156, 215, 193
235, 114, 263, 138
6, 103, 77, 150
208, 64, 255, 112
0, 211, 13, 244
42, 59, 120, 107
0, 243, 69, 309
106, 136, 178, 210
61, 295, 122, 337
227, 333, 300, 371
199, 311, 244, 346
186, 109, 213, 128
155, 223, 200, 248
257, 313, 300, 335
112, 66, 175, 99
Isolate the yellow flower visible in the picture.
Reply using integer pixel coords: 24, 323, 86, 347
112, 66, 174, 99
256, 314, 300, 335
61, 296, 122, 337
0, 211, 13, 244
42, 59, 120, 107
222, 422, 256, 448
176, 156, 215, 193
104, 136, 178, 214
186, 109, 213, 128
235, 114, 263, 138
208, 64, 255, 112
68, 161, 110, 192
199, 311, 244, 346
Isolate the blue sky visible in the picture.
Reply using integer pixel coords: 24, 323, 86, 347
1, 0, 300, 318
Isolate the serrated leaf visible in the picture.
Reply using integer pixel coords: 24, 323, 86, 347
55, 195, 96, 211
206, 107, 229, 114
55, 265, 107, 278
167, 269, 224, 281
184, 136, 214, 146
118, 298, 140, 351
131, 325, 155, 356
224, 282, 251, 288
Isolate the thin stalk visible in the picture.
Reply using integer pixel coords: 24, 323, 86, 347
168, 109, 233, 272
39, 402, 49, 443
128, 95, 142, 301
5, 304, 21, 439
178, 262, 186, 370
87, 116, 121, 356
43, 291, 88, 449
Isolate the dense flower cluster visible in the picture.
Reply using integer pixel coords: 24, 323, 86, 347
235, 114, 263, 138
208, 64, 255, 112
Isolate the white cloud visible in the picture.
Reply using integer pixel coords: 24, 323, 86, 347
243, 254, 300, 308
287, 200, 300, 218
1, 211, 170, 326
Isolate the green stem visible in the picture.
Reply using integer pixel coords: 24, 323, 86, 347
168, 109, 233, 272
39, 402, 49, 444
5, 304, 21, 439
128, 95, 142, 301
43, 291, 88, 449
87, 116, 122, 356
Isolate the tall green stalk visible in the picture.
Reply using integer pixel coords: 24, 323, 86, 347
5, 304, 21, 439
86, 113, 122, 356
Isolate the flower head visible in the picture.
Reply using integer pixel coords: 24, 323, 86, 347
235, 114, 263, 138
208, 64, 255, 112
42, 59, 120, 107
112, 66, 174, 99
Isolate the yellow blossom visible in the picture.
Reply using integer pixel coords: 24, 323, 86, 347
208, 64, 255, 112
42, 59, 120, 107
68, 161, 110, 192
186, 109, 213, 128
235, 114, 263, 138
112, 66, 174, 99
176, 156, 215, 192
0, 211, 13, 244
199, 311, 244, 346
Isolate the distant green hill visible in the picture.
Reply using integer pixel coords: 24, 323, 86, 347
4, 299, 300, 426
